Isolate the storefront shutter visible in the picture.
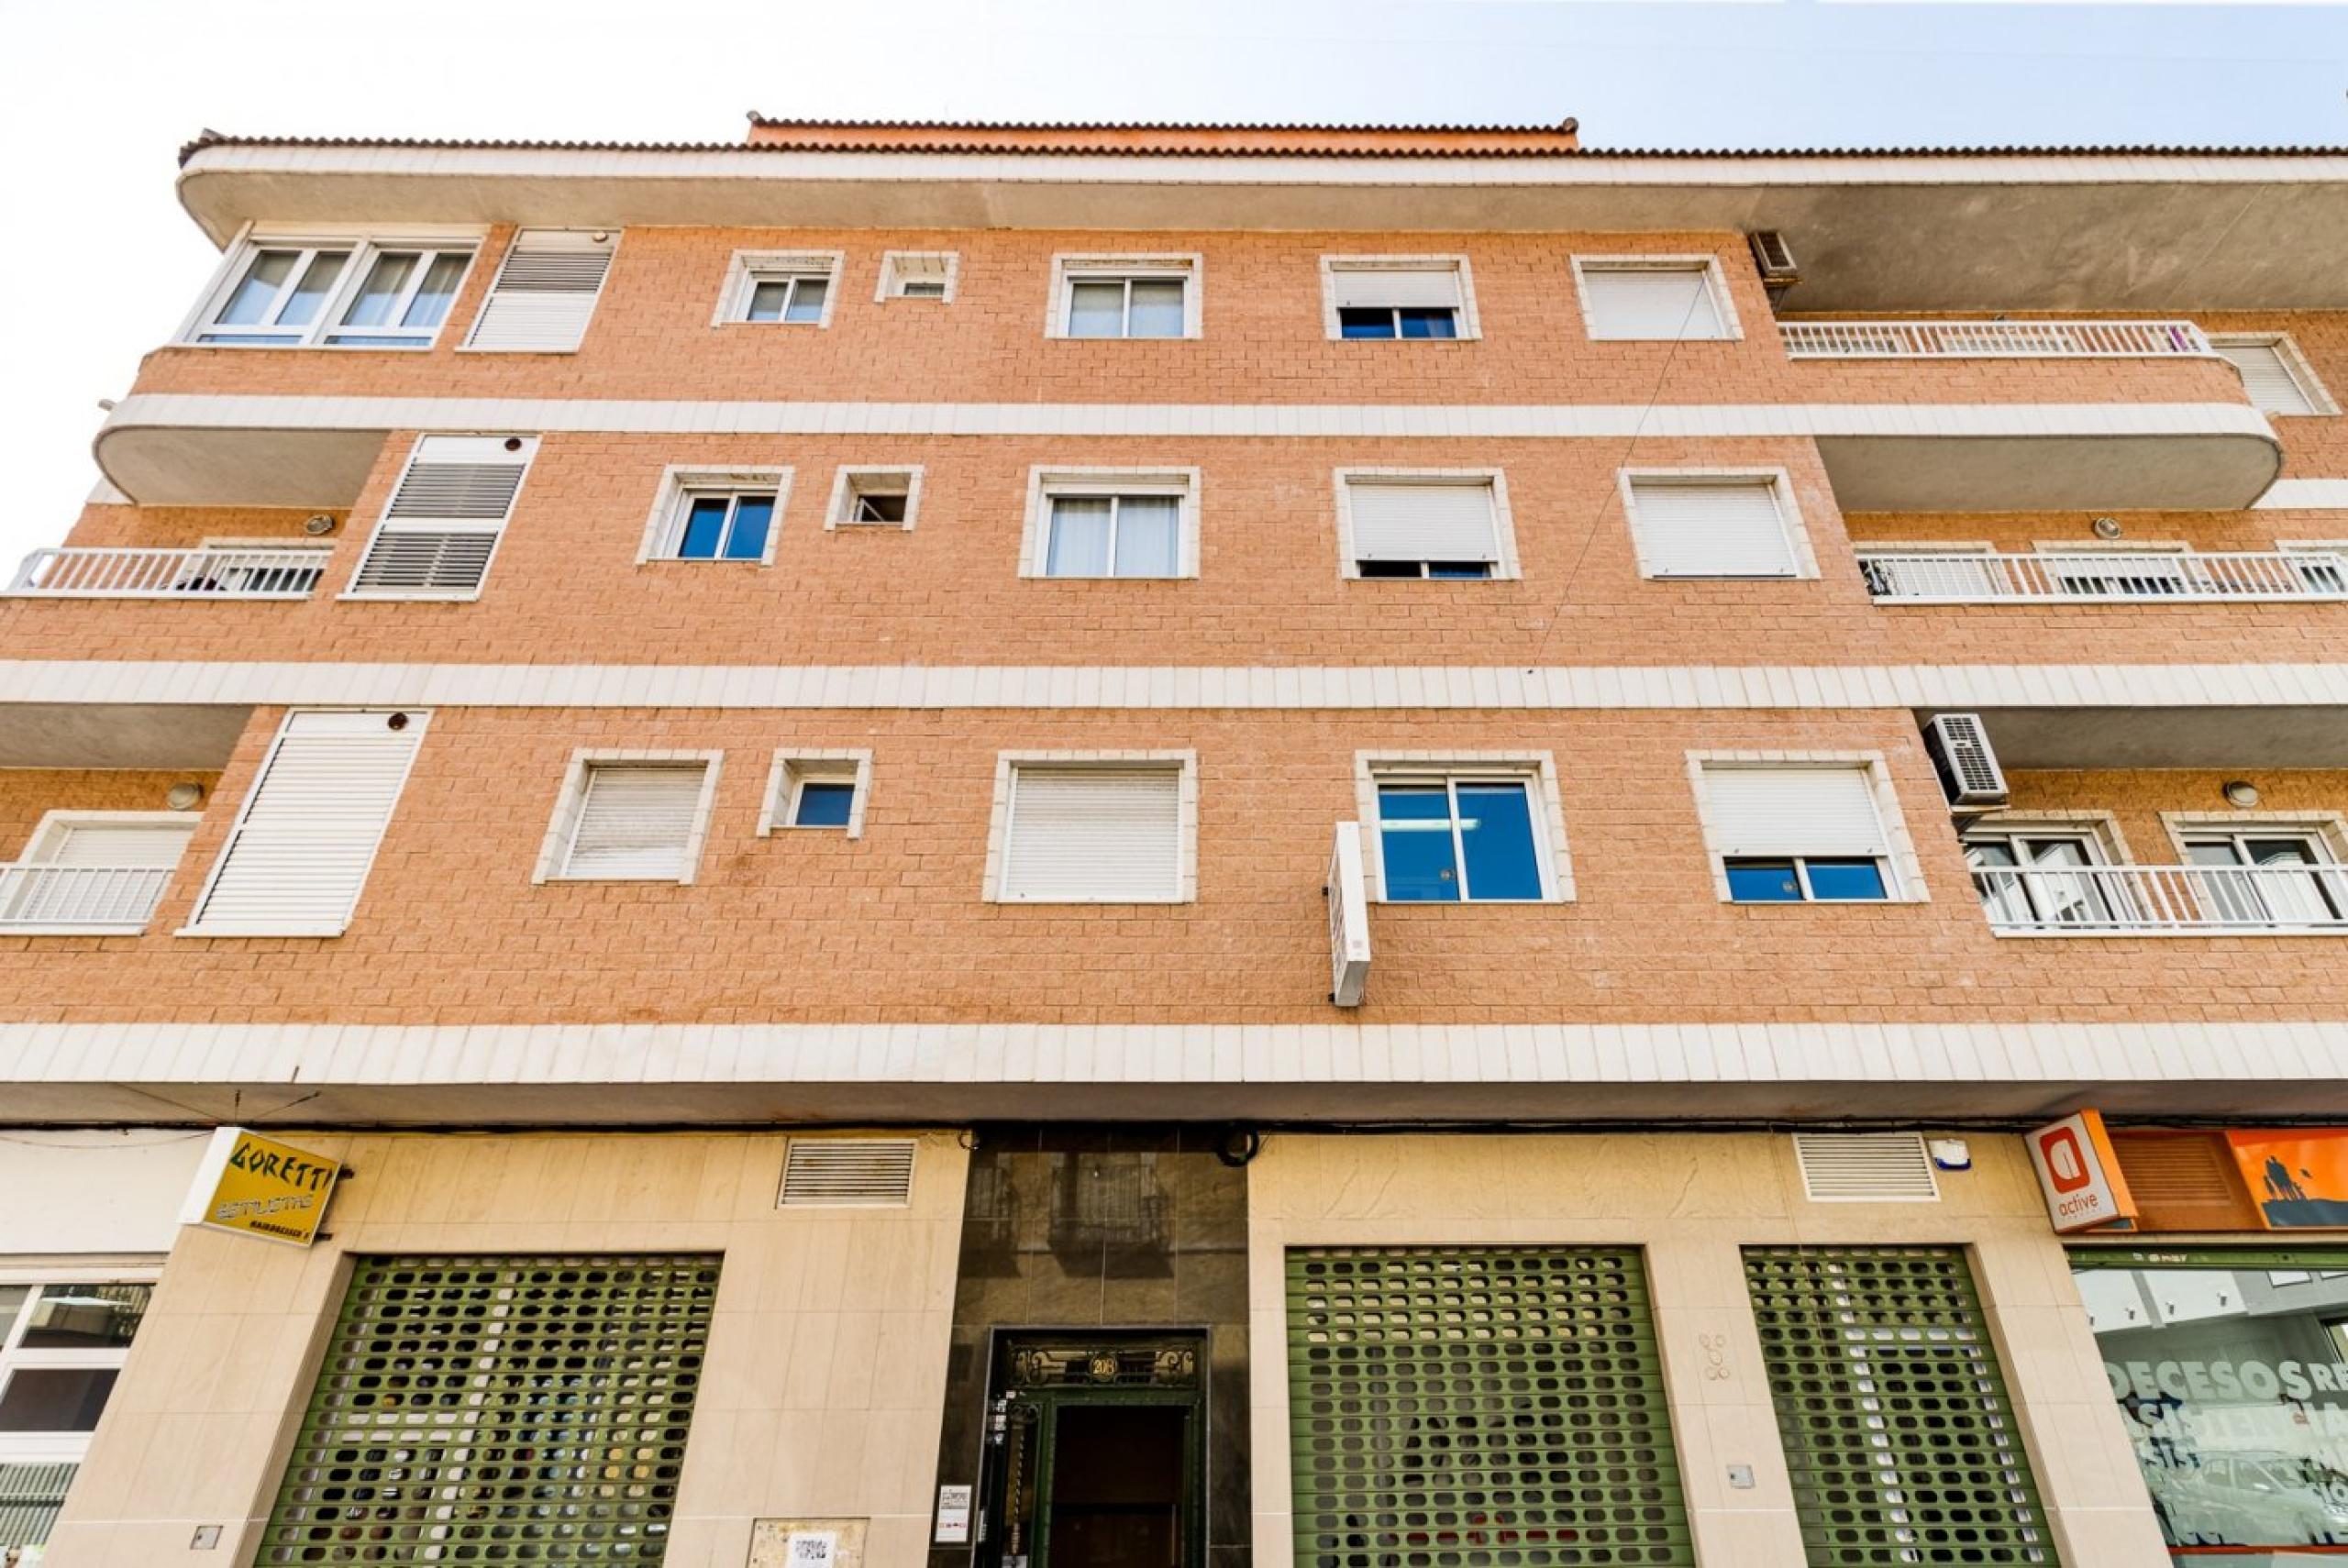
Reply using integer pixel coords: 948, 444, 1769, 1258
255, 1253, 720, 1566
1744, 1246, 2054, 1567
1288, 1245, 1695, 1568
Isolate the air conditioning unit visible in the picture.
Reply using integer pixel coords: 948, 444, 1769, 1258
1748, 231, 1800, 303
1923, 712, 2010, 811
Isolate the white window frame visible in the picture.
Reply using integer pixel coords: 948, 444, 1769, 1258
1569, 254, 1743, 342
636, 466, 792, 565
1317, 255, 1479, 342
2161, 811, 2348, 866
714, 250, 844, 327
1047, 254, 1203, 340
1353, 752, 1573, 903
533, 750, 724, 886
1334, 468, 1522, 581
759, 750, 874, 838
1686, 752, 1931, 904
17, 811, 197, 865
825, 466, 925, 531
0, 1264, 161, 1465
2280, 540, 2348, 592
179, 223, 485, 350
982, 751, 1198, 904
2208, 332, 2338, 415
1618, 467, 1819, 580
1964, 811, 2137, 865
1020, 467, 1202, 580
876, 251, 959, 303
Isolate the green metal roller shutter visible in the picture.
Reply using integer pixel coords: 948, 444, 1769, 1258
1287, 1245, 1695, 1568
1742, 1246, 2055, 1566
255, 1253, 722, 1565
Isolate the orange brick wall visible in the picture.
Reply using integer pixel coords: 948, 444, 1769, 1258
0, 771, 218, 856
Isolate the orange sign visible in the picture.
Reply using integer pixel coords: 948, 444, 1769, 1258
2027, 1111, 2137, 1232
2227, 1129, 2348, 1230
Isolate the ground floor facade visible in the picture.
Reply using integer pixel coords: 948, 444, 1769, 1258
7, 1124, 2347, 1567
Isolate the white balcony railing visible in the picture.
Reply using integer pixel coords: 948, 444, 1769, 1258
1861, 550, 2348, 603
8, 546, 329, 599
1783, 319, 2212, 360
1976, 864, 2348, 935
0, 865, 174, 933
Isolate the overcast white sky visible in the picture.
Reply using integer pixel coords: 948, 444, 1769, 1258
1, 0, 2343, 566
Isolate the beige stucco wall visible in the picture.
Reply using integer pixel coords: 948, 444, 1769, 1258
1245, 1130, 2165, 1568
44, 1129, 968, 1568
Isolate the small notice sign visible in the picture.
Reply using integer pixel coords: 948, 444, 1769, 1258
787, 1531, 837, 1568
935, 1485, 973, 1544
180, 1126, 342, 1248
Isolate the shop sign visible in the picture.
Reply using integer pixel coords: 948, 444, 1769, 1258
2028, 1110, 2137, 1232
179, 1126, 341, 1247
2228, 1130, 2348, 1231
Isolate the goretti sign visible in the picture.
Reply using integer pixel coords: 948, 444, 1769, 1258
183, 1127, 343, 1247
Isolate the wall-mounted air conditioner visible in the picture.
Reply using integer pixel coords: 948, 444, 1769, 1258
1748, 231, 1800, 304
1923, 712, 2010, 811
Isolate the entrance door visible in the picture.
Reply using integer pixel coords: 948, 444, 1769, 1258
980, 1335, 1205, 1568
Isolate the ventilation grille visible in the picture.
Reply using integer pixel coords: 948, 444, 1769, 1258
1793, 1132, 1940, 1201
492, 249, 612, 293
780, 1138, 917, 1206
1287, 1245, 1695, 1568
351, 529, 498, 593
254, 1253, 719, 1566
2110, 1132, 2256, 1230
1744, 1246, 2054, 1567
0, 1463, 75, 1551
387, 463, 526, 521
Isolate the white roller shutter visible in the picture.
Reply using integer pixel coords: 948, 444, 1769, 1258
185, 712, 426, 936
1628, 479, 1798, 577
560, 765, 708, 881
1346, 480, 1500, 566
349, 436, 537, 598
466, 230, 616, 352
1581, 265, 1730, 340
1330, 267, 1462, 309
1702, 767, 1889, 857
2214, 341, 2319, 414
1002, 767, 1182, 901
38, 822, 195, 867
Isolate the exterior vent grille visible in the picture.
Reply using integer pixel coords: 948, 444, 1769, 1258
2110, 1132, 2257, 1230
351, 530, 498, 594
780, 1138, 917, 1206
467, 230, 616, 351
387, 463, 526, 521
1792, 1132, 1941, 1202
489, 250, 613, 293
1924, 712, 2010, 809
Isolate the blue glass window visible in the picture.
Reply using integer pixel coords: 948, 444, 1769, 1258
1337, 305, 1458, 340
1726, 856, 1889, 903
672, 493, 775, 561
1803, 859, 1889, 901
1399, 307, 1458, 339
1725, 859, 1803, 903
1338, 306, 1397, 340
1378, 778, 1544, 902
792, 782, 857, 828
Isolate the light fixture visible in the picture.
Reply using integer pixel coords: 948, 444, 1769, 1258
2223, 779, 2262, 809
302, 513, 336, 536
2091, 516, 2124, 540
164, 781, 205, 812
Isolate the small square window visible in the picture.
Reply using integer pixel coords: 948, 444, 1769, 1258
761, 752, 872, 838
792, 782, 857, 828
641, 468, 790, 565
828, 468, 923, 530
879, 251, 958, 302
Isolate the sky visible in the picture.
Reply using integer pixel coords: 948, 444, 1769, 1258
1, 0, 2343, 566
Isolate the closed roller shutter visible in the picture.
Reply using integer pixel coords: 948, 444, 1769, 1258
1288, 1246, 1694, 1568
1581, 265, 1730, 340
466, 230, 616, 352
1330, 267, 1461, 309
185, 711, 426, 936
39, 821, 195, 867
1703, 767, 1889, 857
562, 765, 708, 881
1002, 767, 1182, 900
349, 435, 537, 598
1628, 479, 1797, 577
2215, 340, 2320, 414
1744, 1246, 2054, 1567
254, 1253, 720, 1567
1346, 480, 1500, 566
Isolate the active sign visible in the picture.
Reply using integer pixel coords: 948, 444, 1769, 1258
180, 1126, 343, 1247
2026, 1110, 2136, 1233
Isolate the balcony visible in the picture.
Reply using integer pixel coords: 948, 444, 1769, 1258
0, 865, 178, 935
1783, 319, 2211, 361
1862, 548, 2348, 604
8, 546, 328, 600
1974, 862, 2348, 936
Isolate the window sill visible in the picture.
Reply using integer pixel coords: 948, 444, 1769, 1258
540, 874, 698, 886
988, 894, 1193, 905
1374, 896, 1566, 907
0, 923, 150, 937
177, 924, 347, 938
338, 591, 485, 602
172, 340, 440, 353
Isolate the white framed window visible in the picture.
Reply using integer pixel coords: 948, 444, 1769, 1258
1354, 753, 1572, 904
2168, 817, 2348, 928
1572, 256, 1740, 342
346, 435, 537, 600
183, 226, 482, 349
826, 466, 923, 530
1689, 754, 1927, 905
2210, 334, 2337, 415
536, 752, 723, 885
716, 251, 843, 326
1620, 469, 1815, 580
637, 466, 791, 565
984, 753, 1196, 903
1320, 257, 1478, 341
1335, 469, 1518, 580
1020, 468, 1200, 580
17, 811, 198, 868
1048, 255, 1201, 339
877, 251, 958, 302
464, 229, 617, 353
0, 1267, 158, 1467
3, 812, 197, 933
2280, 541, 2348, 594
760, 750, 873, 837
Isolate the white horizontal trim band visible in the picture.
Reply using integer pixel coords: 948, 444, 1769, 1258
6, 660, 2345, 711
2255, 479, 2348, 510
98, 392, 2275, 443
4, 1019, 2344, 1088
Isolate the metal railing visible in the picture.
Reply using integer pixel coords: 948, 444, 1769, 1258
1975, 864, 2348, 934
0, 865, 174, 932
1860, 549, 2348, 603
7, 546, 329, 599
1783, 319, 2212, 359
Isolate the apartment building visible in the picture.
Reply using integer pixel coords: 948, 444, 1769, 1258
1, 115, 2346, 1567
